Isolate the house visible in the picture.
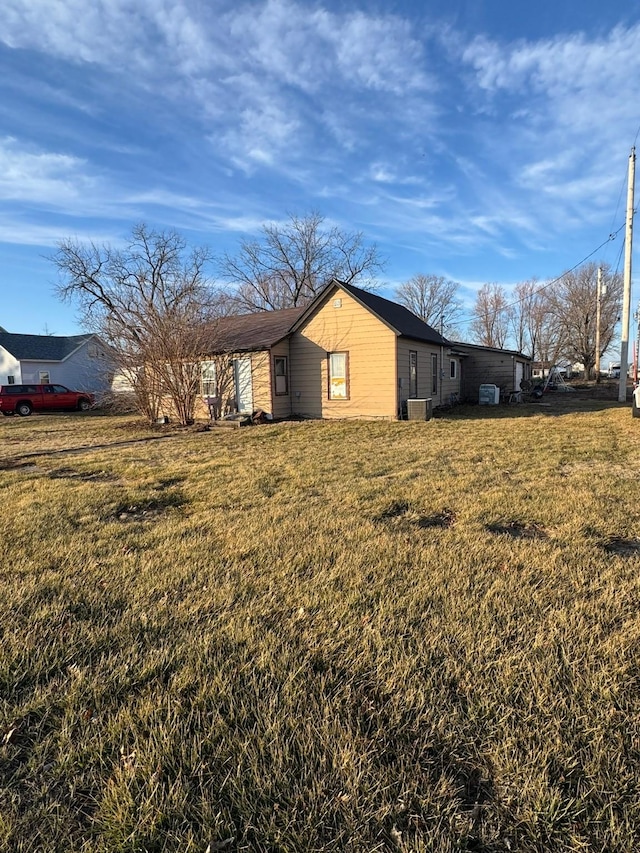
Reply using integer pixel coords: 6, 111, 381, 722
0, 331, 113, 393
194, 280, 462, 421
449, 342, 531, 402
288, 281, 459, 419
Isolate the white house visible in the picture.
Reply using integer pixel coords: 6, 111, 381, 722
0, 331, 113, 393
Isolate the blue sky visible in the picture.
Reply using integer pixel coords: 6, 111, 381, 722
1, 0, 639, 340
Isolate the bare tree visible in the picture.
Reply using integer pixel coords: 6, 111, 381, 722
53, 224, 222, 425
394, 274, 463, 336
219, 211, 385, 311
470, 283, 512, 348
510, 280, 538, 356
547, 262, 622, 379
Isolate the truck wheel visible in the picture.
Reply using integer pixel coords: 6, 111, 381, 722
77, 398, 91, 411
16, 402, 33, 417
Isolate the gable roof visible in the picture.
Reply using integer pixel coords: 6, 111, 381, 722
0, 332, 95, 362
291, 280, 450, 346
211, 306, 306, 353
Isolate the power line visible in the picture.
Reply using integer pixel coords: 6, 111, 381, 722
456, 219, 627, 328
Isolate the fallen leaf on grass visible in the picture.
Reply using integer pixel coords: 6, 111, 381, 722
3, 727, 18, 745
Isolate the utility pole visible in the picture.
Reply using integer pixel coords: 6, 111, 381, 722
619, 146, 635, 402
595, 266, 602, 383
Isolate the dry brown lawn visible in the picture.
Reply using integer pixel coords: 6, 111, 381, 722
1, 394, 639, 852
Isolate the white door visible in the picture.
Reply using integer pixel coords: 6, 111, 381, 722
235, 358, 253, 413
515, 361, 524, 390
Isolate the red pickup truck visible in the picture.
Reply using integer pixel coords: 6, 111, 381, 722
0, 383, 94, 416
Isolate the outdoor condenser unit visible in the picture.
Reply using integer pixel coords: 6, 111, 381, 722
407, 398, 433, 421
479, 384, 500, 405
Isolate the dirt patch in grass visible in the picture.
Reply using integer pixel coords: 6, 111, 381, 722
376, 501, 456, 529
601, 536, 640, 556
109, 492, 188, 522
485, 520, 548, 540
48, 467, 120, 483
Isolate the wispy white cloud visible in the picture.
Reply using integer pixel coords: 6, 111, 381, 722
460, 24, 640, 200
0, 136, 96, 205
0, 215, 120, 247
0, 0, 442, 173
1, 1, 638, 287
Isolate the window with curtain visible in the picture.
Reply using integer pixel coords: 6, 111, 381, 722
328, 352, 349, 399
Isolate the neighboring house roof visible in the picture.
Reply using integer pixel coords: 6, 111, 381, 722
292, 280, 450, 346
0, 332, 95, 361
211, 306, 306, 353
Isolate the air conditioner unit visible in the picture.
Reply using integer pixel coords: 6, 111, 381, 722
479, 384, 500, 405
407, 398, 433, 421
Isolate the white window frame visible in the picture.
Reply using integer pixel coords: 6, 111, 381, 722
450, 359, 457, 380
274, 356, 288, 396
200, 361, 217, 397
328, 352, 349, 400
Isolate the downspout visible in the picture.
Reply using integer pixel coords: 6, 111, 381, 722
439, 313, 445, 407
395, 335, 399, 419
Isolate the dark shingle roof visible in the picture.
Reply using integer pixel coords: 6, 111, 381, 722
211, 306, 306, 353
0, 332, 94, 361
297, 280, 449, 345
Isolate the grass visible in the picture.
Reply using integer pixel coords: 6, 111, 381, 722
1, 396, 640, 852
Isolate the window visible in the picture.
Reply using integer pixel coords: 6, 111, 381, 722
450, 359, 457, 380
201, 361, 217, 397
431, 355, 438, 395
409, 351, 418, 398
274, 356, 288, 395
39, 371, 50, 384
7, 375, 15, 385
328, 352, 349, 400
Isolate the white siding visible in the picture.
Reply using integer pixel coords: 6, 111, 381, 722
0, 346, 21, 385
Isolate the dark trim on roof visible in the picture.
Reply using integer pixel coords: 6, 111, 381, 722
451, 341, 531, 360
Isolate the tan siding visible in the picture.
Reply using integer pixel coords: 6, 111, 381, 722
249, 351, 272, 413
441, 354, 462, 405
290, 289, 397, 419
396, 340, 461, 409
455, 346, 529, 402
